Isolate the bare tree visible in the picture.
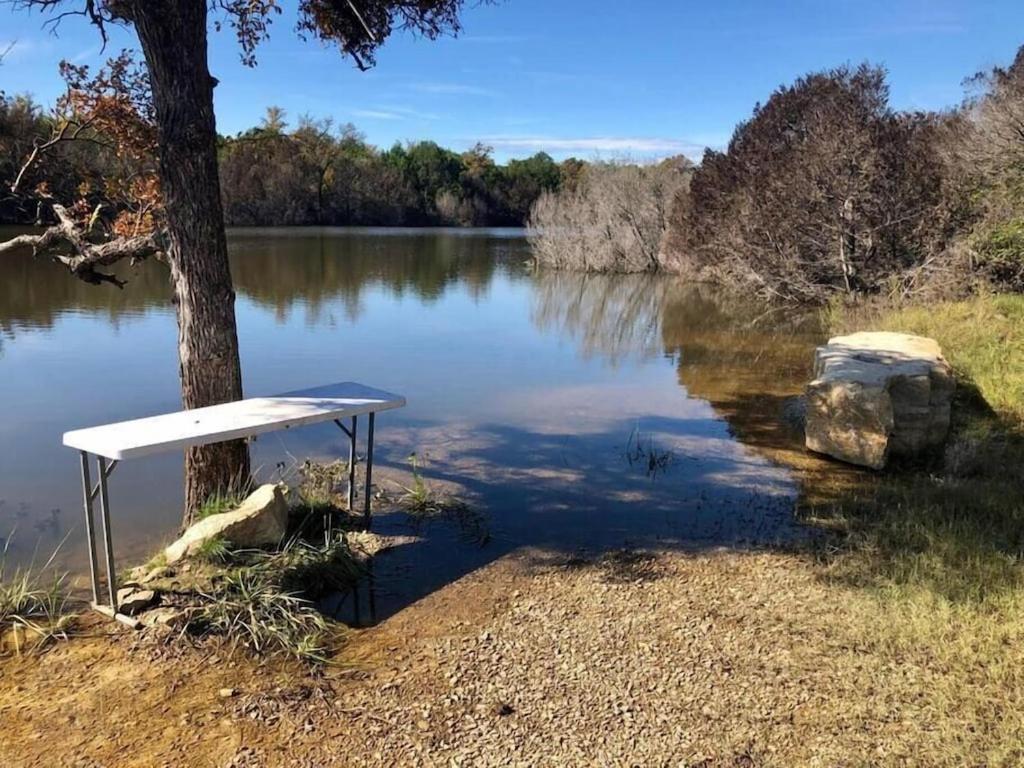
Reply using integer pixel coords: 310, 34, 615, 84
2, 0, 479, 527
952, 46, 1024, 290
529, 158, 691, 273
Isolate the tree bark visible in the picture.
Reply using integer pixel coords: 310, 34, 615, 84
131, 0, 250, 527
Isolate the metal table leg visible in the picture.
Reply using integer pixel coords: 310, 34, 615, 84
79, 454, 137, 627
96, 456, 118, 609
364, 412, 375, 529
79, 452, 100, 605
347, 415, 358, 513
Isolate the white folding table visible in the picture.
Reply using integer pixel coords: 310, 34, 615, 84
63, 382, 405, 622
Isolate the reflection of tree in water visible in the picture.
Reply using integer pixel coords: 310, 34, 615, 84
0, 228, 531, 331
661, 285, 825, 456
530, 270, 671, 365
230, 230, 526, 323
530, 271, 828, 460
0, 228, 173, 337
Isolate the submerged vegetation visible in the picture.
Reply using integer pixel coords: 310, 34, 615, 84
624, 426, 675, 479
398, 453, 490, 544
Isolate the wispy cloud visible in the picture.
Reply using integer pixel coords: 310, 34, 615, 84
478, 135, 710, 159
352, 109, 405, 121
69, 45, 102, 64
351, 105, 443, 122
0, 38, 53, 62
410, 82, 495, 97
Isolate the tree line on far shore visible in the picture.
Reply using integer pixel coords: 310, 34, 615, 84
532, 45, 1024, 303
0, 100, 574, 229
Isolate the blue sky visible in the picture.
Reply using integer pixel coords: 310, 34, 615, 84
3, 1, 1024, 162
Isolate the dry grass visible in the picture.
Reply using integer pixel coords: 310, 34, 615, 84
798, 293, 1024, 764
0, 534, 75, 652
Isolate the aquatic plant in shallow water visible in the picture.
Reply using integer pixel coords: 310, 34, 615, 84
398, 453, 489, 545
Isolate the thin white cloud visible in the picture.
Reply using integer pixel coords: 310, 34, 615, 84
69, 45, 102, 64
478, 135, 709, 159
410, 82, 495, 97
352, 109, 405, 121
0, 38, 48, 62
351, 105, 443, 122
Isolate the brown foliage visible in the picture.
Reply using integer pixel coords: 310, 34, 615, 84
0, 50, 163, 284
665, 65, 963, 303
58, 50, 160, 236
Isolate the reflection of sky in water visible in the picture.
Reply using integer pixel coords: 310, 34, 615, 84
0, 229, 813, 618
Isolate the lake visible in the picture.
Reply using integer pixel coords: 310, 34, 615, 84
0, 227, 822, 620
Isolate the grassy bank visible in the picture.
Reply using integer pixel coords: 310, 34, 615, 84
823, 293, 1024, 597
805, 293, 1024, 762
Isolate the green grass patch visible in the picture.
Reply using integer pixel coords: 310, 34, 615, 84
196, 490, 247, 521
193, 535, 232, 565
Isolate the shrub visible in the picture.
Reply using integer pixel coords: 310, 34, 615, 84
972, 220, 1024, 291
529, 158, 691, 273
664, 64, 958, 302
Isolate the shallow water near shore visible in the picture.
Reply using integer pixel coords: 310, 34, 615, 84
0, 227, 824, 621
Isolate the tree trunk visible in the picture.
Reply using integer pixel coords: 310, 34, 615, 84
839, 196, 856, 294
131, 0, 250, 527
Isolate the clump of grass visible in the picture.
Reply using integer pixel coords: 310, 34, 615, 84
399, 454, 489, 544
400, 453, 435, 514
183, 534, 362, 663
192, 567, 332, 663
296, 459, 349, 508
261, 535, 365, 598
0, 533, 75, 651
193, 535, 232, 565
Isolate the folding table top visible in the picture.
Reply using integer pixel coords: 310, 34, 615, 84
63, 382, 406, 460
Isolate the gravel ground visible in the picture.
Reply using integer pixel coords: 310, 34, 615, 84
0, 547, 981, 767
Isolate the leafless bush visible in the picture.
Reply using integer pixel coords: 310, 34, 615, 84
528, 158, 691, 273
950, 47, 1024, 291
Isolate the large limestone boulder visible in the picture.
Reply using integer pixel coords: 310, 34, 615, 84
164, 484, 289, 564
805, 332, 955, 469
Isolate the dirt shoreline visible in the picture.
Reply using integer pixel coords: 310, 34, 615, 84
0, 544, 995, 767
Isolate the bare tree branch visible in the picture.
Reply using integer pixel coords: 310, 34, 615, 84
0, 203, 164, 287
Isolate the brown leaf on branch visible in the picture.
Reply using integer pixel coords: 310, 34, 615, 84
3, 49, 163, 286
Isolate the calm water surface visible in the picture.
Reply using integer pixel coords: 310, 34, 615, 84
0, 227, 822, 620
